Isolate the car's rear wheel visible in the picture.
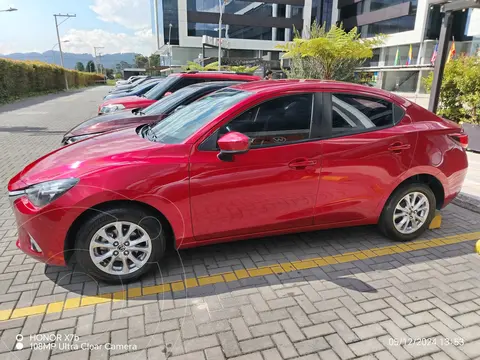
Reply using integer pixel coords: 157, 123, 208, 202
74, 206, 166, 283
379, 183, 436, 241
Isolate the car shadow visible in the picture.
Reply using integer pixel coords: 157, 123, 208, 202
42, 206, 479, 304
0, 126, 66, 135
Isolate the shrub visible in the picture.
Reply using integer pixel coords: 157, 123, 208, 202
422, 55, 480, 124
182, 61, 258, 74
0, 58, 104, 104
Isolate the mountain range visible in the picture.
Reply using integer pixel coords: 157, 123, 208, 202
0, 51, 137, 70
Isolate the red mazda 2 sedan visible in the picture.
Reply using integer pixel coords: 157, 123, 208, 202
8, 80, 468, 283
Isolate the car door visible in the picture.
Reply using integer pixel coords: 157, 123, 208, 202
189, 93, 323, 241
314, 92, 418, 225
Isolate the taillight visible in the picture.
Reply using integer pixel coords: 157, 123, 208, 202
449, 132, 468, 149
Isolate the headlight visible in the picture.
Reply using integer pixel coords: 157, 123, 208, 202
14, 179, 79, 207
100, 104, 125, 114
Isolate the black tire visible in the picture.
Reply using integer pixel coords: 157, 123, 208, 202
74, 206, 166, 283
379, 183, 436, 241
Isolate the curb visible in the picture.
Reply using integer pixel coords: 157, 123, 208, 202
452, 192, 480, 214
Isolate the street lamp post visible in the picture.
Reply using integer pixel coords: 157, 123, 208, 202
168, 23, 173, 70
54, 13, 76, 90
218, 0, 225, 71
0, 7, 17, 12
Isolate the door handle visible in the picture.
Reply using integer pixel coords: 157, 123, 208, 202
388, 142, 411, 152
288, 158, 317, 169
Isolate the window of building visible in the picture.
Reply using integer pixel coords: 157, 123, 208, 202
331, 94, 394, 136
382, 71, 419, 93
163, 0, 180, 45
359, 14, 416, 37
220, 94, 313, 147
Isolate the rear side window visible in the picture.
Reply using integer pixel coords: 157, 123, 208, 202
331, 93, 395, 136
219, 94, 313, 147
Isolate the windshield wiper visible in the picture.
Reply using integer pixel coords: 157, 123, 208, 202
138, 110, 146, 116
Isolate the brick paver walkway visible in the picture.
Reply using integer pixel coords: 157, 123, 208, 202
0, 88, 479, 360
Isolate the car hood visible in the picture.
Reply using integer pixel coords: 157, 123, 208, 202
65, 111, 161, 137
8, 127, 165, 189
104, 91, 132, 100
101, 95, 151, 106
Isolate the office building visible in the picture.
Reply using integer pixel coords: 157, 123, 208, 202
151, 0, 333, 66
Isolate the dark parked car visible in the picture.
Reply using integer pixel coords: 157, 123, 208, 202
62, 81, 241, 144
103, 79, 163, 100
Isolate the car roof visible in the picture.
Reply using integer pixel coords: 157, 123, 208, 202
188, 81, 242, 89
170, 72, 260, 81
230, 79, 407, 103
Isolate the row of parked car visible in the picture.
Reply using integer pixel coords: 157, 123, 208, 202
63, 71, 261, 144
8, 71, 469, 283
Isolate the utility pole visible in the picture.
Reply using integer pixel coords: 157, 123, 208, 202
94, 46, 104, 74
54, 13, 76, 90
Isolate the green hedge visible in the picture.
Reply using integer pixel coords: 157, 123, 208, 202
0, 58, 104, 104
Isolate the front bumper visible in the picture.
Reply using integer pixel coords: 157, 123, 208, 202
10, 196, 71, 267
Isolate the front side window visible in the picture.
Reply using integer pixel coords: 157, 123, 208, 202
144, 76, 180, 100
331, 93, 394, 136
149, 89, 251, 144
142, 86, 200, 116
220, 94, 313, 147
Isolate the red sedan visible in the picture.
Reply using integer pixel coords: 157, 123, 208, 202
8, 80, 468, 283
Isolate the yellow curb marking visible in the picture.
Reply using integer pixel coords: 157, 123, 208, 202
2, 230, 479, 321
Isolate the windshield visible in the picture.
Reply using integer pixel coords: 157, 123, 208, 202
149, 89, 250, 144
143, 86, 201, 115
144, 76, 179, 100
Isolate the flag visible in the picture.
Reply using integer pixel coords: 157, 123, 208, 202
430, 42, 438, 65
406, 44, 413, 65
394, 48, 400, 66
447, 39, 456, 63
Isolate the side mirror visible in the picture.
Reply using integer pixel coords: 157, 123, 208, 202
217, 132, 250, 161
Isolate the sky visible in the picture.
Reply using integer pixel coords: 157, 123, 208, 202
0, 0, 157, 55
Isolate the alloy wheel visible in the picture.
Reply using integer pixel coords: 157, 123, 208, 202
89, 221, 152, 275
393, 191, 430, 235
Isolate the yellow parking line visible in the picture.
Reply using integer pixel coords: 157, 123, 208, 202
1, 230, 479, 322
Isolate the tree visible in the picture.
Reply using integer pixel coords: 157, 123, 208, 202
86, 60, 96, 73
134, 54, 149, 68
115, 61, 131, 73
105, 68, 114, 79
277, 23, 384, 82
149, 54, 160, 67
75, 62, 85, 71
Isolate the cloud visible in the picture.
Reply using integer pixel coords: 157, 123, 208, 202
89, 0, 151, 30
62, 28, 154, 55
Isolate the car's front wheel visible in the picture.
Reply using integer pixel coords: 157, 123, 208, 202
379, 183, 436, 241
74, 206, 166, 283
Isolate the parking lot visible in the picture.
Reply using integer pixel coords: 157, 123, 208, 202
1, 86, 480, 360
